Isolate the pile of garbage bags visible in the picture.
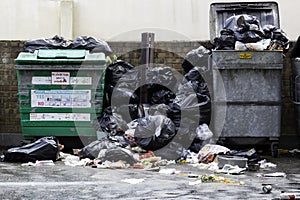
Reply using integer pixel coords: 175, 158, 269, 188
24, 35, 112, 55
92, 46, 211, 159
214, 14, 289, 52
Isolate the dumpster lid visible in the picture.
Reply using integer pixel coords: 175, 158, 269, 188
37, 49, 86, 59
209, 1, 279, 43
15, 49, 106, 65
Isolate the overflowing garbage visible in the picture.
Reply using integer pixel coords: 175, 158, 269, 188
214, 14, 289, 52
24, 35, 112, 56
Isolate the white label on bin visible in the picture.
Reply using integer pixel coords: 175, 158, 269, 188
30, 113, 90, 121
52, 72, 70, 85
32, 77, 51, 85
32, 76, 92, 85
31, 90, 91, 108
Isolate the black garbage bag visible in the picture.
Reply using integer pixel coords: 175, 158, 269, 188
290, 36, 300, 58
224, 14, 264, 43
103, 60, 135, 109
69, 36, 112, 55
24, 35, 112, 55
182, 46, 211, 73
214, 29, 236, 50
78, 137, 134, 161
263, 25, 289, 52
24, 35, 70, 53
2, 137, 59, 162
134, 115, 176, 151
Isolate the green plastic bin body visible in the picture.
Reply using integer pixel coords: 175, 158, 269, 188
15, 49, 106, 139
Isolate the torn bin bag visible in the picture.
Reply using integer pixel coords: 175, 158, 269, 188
3, 137, 59, 162
134, 115, 176, 151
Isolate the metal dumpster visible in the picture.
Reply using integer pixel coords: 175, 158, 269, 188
292, 58, 300, 135
15, 49, 106, 140
209, 2, 283, 156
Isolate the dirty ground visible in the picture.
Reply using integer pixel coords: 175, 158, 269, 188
0, 149, 299, 200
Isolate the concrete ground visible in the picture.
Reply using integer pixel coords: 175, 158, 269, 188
0, 152, 299, 200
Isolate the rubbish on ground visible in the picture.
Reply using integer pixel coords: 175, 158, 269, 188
289, 149, 300, 154
121, 178, 145, 185
189, 179, 202, 186
279, 192, 299, 199
108, 160, 128, 169
194, 162, 219, 172
2, 136, 60, 163
21, 160, 55, 167
215, 164, 246, 175
217, 155, 248, 168
133, 163, 145, 169
188, 174, 199, 178
247, 163, 260, 171
199, 174, 244, 185
64, 155, 90, 167
159, 168, 179, 175
262, 184, 272, 194
196, 124, 213, 141
198, 144, 230, 164
258, 159, 277, 169
263, 172, 286, 177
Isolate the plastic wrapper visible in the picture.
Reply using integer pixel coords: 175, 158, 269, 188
197, 144, 230, 163
2, 137, 60, 162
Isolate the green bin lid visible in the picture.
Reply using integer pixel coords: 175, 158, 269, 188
15, 49, 106, 65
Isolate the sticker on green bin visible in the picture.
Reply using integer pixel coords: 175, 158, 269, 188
30, 113, 90, 121
32, 76, 92, 85
51, 72, 70, 85
31, 90, 91, 108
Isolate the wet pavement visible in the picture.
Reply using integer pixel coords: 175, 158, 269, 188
0, 153, 299, 200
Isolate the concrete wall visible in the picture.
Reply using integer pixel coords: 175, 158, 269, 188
0, 0, 299, 41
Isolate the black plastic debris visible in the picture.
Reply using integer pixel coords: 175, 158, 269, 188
134, 115, 176, 151
69, 36, 112, 55
2, 137, 60, 162
213, 14, 289, 51
290, 36, 300, 58
24, 35, 112, 55
182, 46, 211, 73
214, 29, 236, 50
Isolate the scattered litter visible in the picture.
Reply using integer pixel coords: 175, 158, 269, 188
217, 155, 248, 168
215, 164, 246, 175
121, 178, 144, 184
188, 174, 199, 178
263, 172, 286, 177
159, 168, 179, 175
280, 192, 299, 199
21, 160, 55, 167
262, 184, 272, 194
289, 149, 300, 154
189, 180, 202, 186
198, 144, 230, 164
64, 155, 91, 167
190, 162, 219, 172
258, 159, 277, 169
108, 160, 128, 169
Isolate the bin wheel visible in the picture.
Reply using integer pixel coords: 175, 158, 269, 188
271, 142, 279, 158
